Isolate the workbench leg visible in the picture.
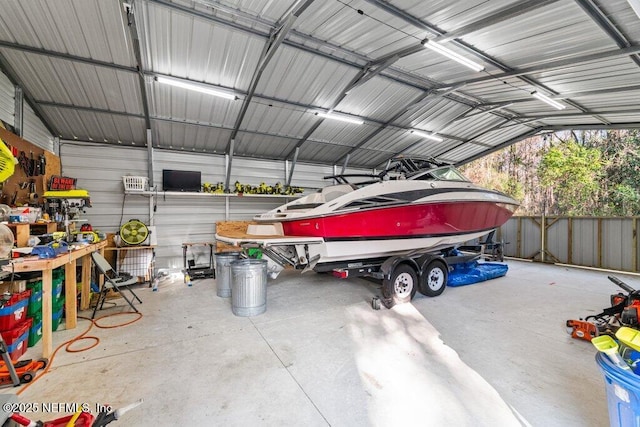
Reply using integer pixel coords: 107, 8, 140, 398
98, 247, 105, 289
80, 254, 92, 310
65, 260, 77, 329
41, 269, 52, 359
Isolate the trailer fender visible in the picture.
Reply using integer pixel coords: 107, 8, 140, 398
379, 256, 419, 281
415, 253, 448, 274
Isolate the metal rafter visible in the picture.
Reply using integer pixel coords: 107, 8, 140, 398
0, 40, 137, 74
454, 127, 544, 167
367, 0, 610, 130
0, 0, 637, 170
149, 0, 536, 163
0, 52, 58, 137
337, 88, 465, 163
122, 0, 155, 187
436, 45, 640, 90
283, 55, 403, 160
224, 0, 315, 190
435, 0, 562, 43
575, 0, 640, 68
145, 0, 632, 167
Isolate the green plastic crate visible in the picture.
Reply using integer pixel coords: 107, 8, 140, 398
53, 281, 63, 304
27, 315, 42, 347
27, 290, 42, 317
51, 308, 63, 332
26, 280, 42, 294
52, 268, 64, 280
52, 298, 64, 332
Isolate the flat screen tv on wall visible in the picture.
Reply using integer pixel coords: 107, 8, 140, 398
162, 170, 201, 192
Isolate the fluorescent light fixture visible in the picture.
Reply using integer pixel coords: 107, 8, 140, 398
422, 40, 485, 72
316, 112, 364, 125
628, 0, 640, 19
155, 76, 237, 100
410, 130, 444, 142
531, 91, 566, 110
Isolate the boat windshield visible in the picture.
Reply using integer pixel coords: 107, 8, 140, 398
412, 166, 469, 182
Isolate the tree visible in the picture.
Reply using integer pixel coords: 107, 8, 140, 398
599, 130, 640, 216
538, 139, 604, 215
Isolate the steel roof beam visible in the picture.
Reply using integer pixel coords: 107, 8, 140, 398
544, 123, 640, 130
151, 0, 548, 162
0, 52, 58, 137
0, 40, 138, 74
435, 0, 561, 43
438, 45, 640, 90
366, 0, 611, 149
575, 0, 640, 68
519, 108, 640, 119
454, 127, 545, 167
224, 0, 315, 190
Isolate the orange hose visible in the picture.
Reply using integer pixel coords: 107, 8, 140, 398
16, 311, 142, 395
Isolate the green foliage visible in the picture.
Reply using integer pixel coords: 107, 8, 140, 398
464, 130, 640, 217
538, 140, 604, 215
609, 184, 640, 216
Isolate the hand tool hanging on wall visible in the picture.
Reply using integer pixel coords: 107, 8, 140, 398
29, 151, 36, 176
17, 151, 28, 176
39, 154, 46, 175
28, 179, 37, 203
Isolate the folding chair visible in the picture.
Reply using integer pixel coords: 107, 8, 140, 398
91, 251, 142, 318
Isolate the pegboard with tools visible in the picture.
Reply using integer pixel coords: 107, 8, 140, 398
0, 126, 61, 207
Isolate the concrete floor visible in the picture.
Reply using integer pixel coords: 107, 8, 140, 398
1, 259, 625, 426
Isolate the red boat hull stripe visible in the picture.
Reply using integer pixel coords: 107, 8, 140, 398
281, 201, 514, 239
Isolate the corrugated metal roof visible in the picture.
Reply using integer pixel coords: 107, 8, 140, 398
0, 0, 638, 172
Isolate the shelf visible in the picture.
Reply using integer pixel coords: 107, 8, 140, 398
125, 190, 297, 198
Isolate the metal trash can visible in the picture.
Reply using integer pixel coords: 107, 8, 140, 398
230, 258, 267, 316
214, 251, 242, 297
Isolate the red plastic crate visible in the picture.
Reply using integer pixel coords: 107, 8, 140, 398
3, 318, 31, 360
0, 290, 31, 331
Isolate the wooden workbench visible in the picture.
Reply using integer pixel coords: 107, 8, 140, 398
3, 240, 107, 358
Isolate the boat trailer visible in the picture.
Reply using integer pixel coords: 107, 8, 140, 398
215, 232, 493, 309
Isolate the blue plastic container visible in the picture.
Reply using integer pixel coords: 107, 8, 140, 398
596, 352, 640, 426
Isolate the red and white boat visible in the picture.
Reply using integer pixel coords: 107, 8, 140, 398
216, 157, 519, 278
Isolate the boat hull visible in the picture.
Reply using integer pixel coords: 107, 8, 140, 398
279, 200, 514, 240
314, 229, 492, 264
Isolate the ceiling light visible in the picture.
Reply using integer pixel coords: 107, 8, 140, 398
155, 76, 237, 100
410, 130, 443, 142
316, 112, 364, 125
531, 91, 566, 110
422, 40, 485, 72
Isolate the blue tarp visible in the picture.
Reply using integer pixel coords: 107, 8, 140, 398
447, 261, 509, 287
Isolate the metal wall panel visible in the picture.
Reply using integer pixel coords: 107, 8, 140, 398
602, 218, 631, 272
545, 218, 569, 264
502, 216, 639, 273
0, 71, 13, 126
0, 69, 53, 150
22, 103, 53, 151
152, 149, 227, 188
563, 217, 591, 265
500, 217, 519, 258
60, 142, 149, 231
61, 144, 350, 269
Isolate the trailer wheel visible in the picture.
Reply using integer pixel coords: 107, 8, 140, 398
382, 264, 418, 305
419, 260, 447, 297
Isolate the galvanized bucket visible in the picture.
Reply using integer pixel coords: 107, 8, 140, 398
214, 251, 242, 297
230, 258, 267, 316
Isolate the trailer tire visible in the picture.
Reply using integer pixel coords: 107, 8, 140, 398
419, 260, 447, 297
382, 264, 418, 305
